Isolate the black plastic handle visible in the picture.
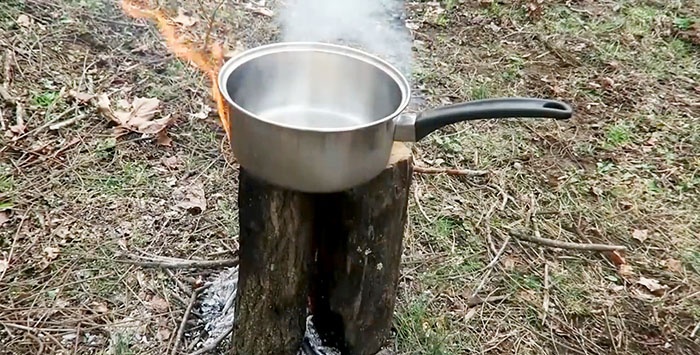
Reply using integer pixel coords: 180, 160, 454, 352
414, 97, 573, 141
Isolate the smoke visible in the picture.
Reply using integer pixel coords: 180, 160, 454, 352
276, 0, 413, 79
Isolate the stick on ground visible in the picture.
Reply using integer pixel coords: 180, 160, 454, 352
413, 166, 489, 176
509, 229, 627, 251
116, 257, 239, 269
171, 290, 199, 355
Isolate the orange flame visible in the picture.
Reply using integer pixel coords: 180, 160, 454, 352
120, 0, 231, 142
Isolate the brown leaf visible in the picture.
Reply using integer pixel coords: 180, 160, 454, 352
0, 211, 8, 226
9, 123, 26, 135
173, 182, 207, 214
172, 8, 197, 27
95, 95, 173, 140
618, 264, 634, 277
157, 326, 172, 342
129, 97, 160, 126
43, 246, 60, 261
161, 156, 181, 169
96, 94, 117, 122
637, 277, 668, 296
665, 258, 683, 273
607, 250, 627, 266
632, 229, 648, 243
149, 295, 169, 311
68, 90, 94, 103
156, 130, 172, 146
90, 301, 109, 314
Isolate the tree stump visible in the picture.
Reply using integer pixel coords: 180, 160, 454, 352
232, 142, 413, 355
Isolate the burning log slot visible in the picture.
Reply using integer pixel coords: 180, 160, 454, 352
233, 142, 413, 355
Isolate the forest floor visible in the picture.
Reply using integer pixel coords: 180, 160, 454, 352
1, 0, 699, 354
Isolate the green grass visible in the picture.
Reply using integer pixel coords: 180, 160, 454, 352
394, 296, 454, 355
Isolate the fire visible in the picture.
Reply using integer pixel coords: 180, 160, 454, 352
120, 0, 232, 142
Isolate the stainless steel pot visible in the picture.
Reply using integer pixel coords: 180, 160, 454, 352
218, 42, 573, 193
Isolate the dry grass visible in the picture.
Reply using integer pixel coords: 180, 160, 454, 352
1, 0, 699, 354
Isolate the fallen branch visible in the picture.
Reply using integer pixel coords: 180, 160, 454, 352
116, 257, 239, 269
509, 229, 627, 251
413, 166, 489, 176
171, 289, 199, 355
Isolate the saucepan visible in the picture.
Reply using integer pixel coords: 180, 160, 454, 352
218, 42, 573, 193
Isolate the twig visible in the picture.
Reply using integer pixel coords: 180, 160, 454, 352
691, 321, 700, 338
466, 294, 510, 308
413, 166, 489, 176
509, 229, 627, 251
171, 290, 199, 355
198, 0, 227, 51
12, 106, 77, 141
413, 183, 432, 223
0, 208, 29, 282
470, 235, 511, 298
542, 263, 550, 325
188, 326, 234, 355
166, 269, 193, 296
116, 257, 239, 269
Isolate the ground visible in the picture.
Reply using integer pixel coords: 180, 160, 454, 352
0, 0, 699, 354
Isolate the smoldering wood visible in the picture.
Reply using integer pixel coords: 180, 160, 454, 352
309, 143, 413, 355
231, 168, 314, 355
232, 143, 413, 355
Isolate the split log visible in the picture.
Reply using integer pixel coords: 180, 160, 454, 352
231, 170, 314, 355
232, 142, 413, 355
310, 142, 413, 355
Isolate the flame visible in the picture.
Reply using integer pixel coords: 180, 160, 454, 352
120, 0, 232, 142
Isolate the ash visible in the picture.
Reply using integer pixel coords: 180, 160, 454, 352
195, 266, 340, 355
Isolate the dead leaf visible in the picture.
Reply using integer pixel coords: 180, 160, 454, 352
16, 14, 31, 27
600, 77, 615, 90
68, 90, 94, 103
149, 295, 169, 311
161, 156, 181, 169
607, 250, 627, 266
95, 94, 174, 140
637, 277, 668, 296
173, 182, 207, 214
9, 123, 26, 135
156, 130, 172, 146
157, 326, 172, 342
172, 8, 197, 27
618, 264, 634, 277
43, 246, 60, 261
90, 301, 109, 314
665, 259, 683, 273
0, 211, 8, 226
0, 259, 8, 273
632, 229, 649, 243
502, 256, 517, 271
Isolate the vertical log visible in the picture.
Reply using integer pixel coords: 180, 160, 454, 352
310, 143, 413, 355
232, 168, 314, 355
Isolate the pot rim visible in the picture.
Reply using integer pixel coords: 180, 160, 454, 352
217, 41, 412, 133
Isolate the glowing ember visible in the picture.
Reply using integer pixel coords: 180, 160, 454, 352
120, 0, 232, 142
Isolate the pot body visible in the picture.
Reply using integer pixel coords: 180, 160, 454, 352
228, 105, 398, 193
219, 42, 412, 193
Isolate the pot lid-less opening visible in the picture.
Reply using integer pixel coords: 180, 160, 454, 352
218, 42, 412, 132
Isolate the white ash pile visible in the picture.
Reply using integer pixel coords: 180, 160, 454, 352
193, 265, 340, 355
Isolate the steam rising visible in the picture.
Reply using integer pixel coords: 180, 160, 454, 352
276, 0, 413, 79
